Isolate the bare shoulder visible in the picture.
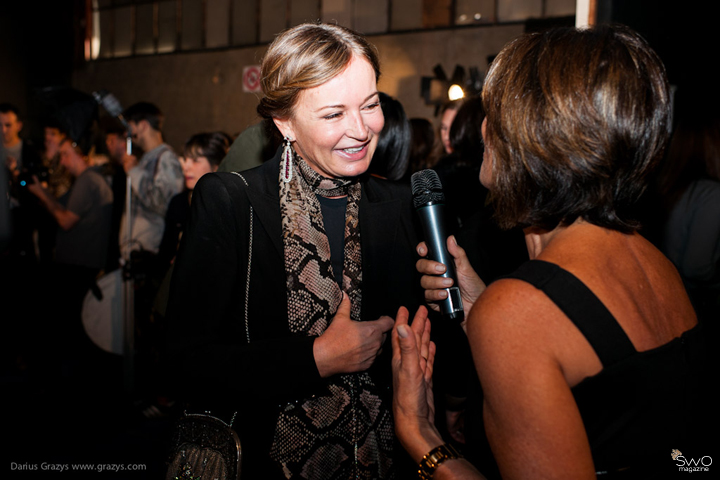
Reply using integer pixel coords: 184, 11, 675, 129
467, 277, 561, 365
466, 278, 597, 478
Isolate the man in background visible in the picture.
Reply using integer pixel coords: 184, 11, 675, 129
96, 117, 129, 272
1, 103, 44, 263
1, 103, 43, 181
118, 102, 182, 406
119, 102, 183, 258
27, 135, 113, 365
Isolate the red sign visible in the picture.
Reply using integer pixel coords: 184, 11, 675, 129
243, 65, 262, 93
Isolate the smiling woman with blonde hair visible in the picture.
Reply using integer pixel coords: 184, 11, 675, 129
166, 22, 421, 480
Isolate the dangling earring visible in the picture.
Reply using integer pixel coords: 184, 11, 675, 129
281, 136, 294, 183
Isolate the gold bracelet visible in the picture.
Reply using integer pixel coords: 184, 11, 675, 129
418, 443, 462, 480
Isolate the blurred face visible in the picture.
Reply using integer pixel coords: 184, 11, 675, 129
440, 107, 458, 154
127, 120, 148, 150
0, 111, 22, 146
106, 133, 127, 161
58, 141, 84, 177
480, 118, 493, 188
44, 127, 65, 153
274, 55, 384, 179
180, 155, 217, 190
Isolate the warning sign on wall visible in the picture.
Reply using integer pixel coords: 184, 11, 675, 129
243, 65, 262, 93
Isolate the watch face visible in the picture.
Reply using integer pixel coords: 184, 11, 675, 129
419, 444, 462, 479
429, 451, 445, 464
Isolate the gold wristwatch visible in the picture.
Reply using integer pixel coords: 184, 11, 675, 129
418, 443, 462, 479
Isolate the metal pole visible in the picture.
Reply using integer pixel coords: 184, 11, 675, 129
123, 135, 135, 395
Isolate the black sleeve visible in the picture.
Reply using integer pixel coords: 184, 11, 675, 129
164, 173, 323, 407
156, 192, 185, 274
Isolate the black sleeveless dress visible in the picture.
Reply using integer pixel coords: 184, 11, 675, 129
465, 260, 709, 479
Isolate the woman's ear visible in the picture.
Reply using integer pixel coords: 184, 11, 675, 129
272, 117, 294, 140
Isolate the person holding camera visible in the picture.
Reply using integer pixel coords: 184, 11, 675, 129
27, 135, 113, 362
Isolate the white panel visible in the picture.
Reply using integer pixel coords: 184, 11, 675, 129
114, 6, 133, 57
354, 0, 387, 34
98, 9, 113, 58
158, 0, 177, 53
497, 0, 542, 22
136, 3, 155, 55
546, 0, 576, 17
232, 0, 258, 45
260, 0, 287, 43
207, 0, 230, 47
390, 0, 422, 31
291, 0, 320, 25
322, 0, 352, 29
182, 0, 203, 50
455, 0, 494, 25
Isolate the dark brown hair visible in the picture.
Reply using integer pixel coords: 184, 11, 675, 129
256, 22, 380, 121
184, 132, 231, 168
449, 95, 485, 164
482, 25, 671, 232
123, 102, 164, 132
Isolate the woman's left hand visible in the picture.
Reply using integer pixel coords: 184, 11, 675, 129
391, 305, 443, 462
314, 293, 395, 377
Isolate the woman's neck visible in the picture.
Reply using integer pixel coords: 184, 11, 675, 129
523, 219, 587, 259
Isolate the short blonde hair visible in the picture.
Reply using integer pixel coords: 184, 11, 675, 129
257, 23, 380, 120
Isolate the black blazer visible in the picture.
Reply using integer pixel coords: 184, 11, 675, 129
165, 154, 422, 476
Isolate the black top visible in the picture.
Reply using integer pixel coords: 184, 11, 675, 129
317, 194, 347, 287
503, 260, 707, 476
157, 190, 190, 274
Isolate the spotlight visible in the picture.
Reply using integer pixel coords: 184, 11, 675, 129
448, 84, 464, 101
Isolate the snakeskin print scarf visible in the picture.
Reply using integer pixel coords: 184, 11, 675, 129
270, 151, 394, 479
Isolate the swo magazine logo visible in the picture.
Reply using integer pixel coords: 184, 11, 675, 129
672, 449, 712, 473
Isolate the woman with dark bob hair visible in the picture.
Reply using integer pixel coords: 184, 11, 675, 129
166, 23, 421, 479
157, 131, 230, 271
392, 25, 706, 479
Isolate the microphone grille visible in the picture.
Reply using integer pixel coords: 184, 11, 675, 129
411, 169, 445, 208
93, 90, 124, 118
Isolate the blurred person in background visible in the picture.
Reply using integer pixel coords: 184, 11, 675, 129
404, 117, 436, 180
157, 131, 230, 274
655, 90, 720, 324
368, 92, 411, 181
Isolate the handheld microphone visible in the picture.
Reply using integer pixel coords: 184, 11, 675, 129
411, 169, 464, 320
93, 90, 132, 155
93, 90, 126, 122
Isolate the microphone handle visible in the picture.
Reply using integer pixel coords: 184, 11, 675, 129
417, 203, 464, 320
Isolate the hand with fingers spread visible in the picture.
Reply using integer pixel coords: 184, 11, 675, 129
416, 235, 487, 323
313, 292, 395, 378
391, 305, 443, 461
393, 306, 487, 479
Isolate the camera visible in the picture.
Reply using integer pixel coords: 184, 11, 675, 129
18, 167, 49, 187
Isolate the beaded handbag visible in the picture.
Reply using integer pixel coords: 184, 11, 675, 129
165, 413, 241, 480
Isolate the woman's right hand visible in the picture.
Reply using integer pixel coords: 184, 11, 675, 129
313, 293, 395, 378
416, 235, 486, 322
